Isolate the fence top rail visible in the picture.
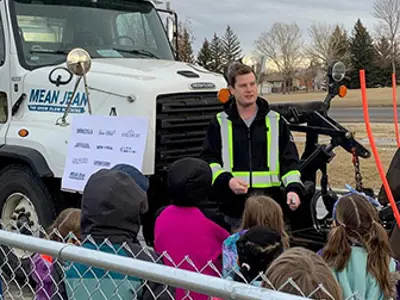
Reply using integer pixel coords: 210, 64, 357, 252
0, 229, 308, 300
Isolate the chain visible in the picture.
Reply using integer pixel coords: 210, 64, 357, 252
351, 147, 364, 192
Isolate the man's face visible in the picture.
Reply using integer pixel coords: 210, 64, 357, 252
230, 72, 258, 107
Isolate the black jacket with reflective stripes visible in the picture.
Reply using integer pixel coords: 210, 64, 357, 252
200, 97, 304, 217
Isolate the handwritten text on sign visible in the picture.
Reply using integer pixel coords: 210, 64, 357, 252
61, 115, 149, 192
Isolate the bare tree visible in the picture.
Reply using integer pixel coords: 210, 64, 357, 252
254, 22, 303, 93
305, 22, 350, 69
372, 0, 400, 73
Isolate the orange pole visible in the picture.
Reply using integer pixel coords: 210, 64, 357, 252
392, 73, 400, 148
360, 69, 400, 228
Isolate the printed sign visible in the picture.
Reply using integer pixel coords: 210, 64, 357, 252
28, 88, 88, 113
61, 115, 149, 192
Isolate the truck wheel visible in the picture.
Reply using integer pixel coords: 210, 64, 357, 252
0, 164, 56, 284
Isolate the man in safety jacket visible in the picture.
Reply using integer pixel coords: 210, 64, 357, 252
200, 63, 305, 230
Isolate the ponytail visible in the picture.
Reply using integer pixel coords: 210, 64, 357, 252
321, 224, 352, 271
364, 221, 398, 298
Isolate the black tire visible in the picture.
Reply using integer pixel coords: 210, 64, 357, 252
0, 164, 56, 284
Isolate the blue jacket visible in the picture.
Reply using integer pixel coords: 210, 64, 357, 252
319, 246, 400, 300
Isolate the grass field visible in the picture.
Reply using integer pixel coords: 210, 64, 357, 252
294, 123, 399, 192
266, 87, 398, 108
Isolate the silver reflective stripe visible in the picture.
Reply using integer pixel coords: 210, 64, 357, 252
210, 163, 223, 174
234, 174, 281, 185
267, 110, 280, 173
217, 112, 232, 171
282, 172, 301, 186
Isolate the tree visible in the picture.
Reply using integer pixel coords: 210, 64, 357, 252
254, 22, 304, 93
210, 33, 224, 73
177, 22, 195, 63
197, 38, 213, 70
375, 35, 394, 85
222, 25, 242, 63
348, 19, 378, 88
305, 22, 350, 69
372, 0, 400, 73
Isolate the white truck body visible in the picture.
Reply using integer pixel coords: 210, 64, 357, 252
0, 0, 226, 178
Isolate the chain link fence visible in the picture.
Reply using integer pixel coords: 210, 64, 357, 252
0, 222, 364, 300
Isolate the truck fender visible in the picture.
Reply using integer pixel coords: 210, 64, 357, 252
0, 145, 54, 178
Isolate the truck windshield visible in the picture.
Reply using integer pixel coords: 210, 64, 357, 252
10, 0, 175, 70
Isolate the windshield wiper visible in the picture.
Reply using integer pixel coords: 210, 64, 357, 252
112, 48, 159, 59
30, 49, 69, 55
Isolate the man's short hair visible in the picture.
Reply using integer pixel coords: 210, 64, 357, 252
227, 63, 256, 87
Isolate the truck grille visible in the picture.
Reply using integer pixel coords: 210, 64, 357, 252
155, 92, 223, 170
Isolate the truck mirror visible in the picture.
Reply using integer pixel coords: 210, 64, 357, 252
331, 61, 346, 82
166, 17, 174, 43
66, 48, 92, 76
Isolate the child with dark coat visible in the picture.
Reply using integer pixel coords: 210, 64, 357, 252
65, 164, 174, 300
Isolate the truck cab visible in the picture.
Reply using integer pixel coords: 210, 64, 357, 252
0, 0, 226, 279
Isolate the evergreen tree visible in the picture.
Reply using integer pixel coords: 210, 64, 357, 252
210, 33, 224, 73
197, 38, 213, 70
348, 19, 378, 88
222, 25, 242, 63
177, 23, 195, 63
375, 36, 393, 86
330, 25, 350, 66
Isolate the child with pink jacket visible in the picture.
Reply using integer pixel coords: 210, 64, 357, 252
154, 157, 230, 300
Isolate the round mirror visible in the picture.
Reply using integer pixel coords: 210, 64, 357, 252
331, 61, 346, 82
66, 48, 92, 76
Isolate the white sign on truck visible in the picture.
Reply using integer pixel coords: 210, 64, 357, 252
61, 115, 149, 192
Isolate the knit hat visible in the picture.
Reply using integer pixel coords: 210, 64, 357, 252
111, 164, 149, 192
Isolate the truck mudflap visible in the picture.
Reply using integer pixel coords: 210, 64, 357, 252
0, 145, 54, 178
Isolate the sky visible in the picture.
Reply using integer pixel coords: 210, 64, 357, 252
167, 0, 380, 57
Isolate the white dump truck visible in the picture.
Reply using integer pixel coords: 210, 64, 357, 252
0, 0, 226, 279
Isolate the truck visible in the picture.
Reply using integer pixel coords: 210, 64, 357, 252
0, 0, 227, 280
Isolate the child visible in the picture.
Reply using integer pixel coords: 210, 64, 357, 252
234, 226, 284, 285
154, 157, 230, 300
31, 208, 81, 300
65, 167, 173, 300
222, 195, 289, 279
320, 193, 400, 300
263, 247, 343, 300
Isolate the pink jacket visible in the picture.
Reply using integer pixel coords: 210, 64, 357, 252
154, 205, 230, 300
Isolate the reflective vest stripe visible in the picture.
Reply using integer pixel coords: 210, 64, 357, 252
210, 162, 225, 184
216, 112, 233, 170
282, 170, 301, 187
267, 111, 280, 173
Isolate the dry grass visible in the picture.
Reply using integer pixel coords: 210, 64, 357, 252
294, 123, 399, 191
266, 87, 398, 108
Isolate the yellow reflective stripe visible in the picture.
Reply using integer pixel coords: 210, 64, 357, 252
281, 170, 302, 187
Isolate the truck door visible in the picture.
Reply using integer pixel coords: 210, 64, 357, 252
0, 7, 9, 145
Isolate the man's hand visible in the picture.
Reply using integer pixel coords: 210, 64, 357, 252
287, 192, 301, 211
229, 177, 248, 194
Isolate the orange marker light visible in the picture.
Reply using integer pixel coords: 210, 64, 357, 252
217, 88, 231, 104
18, 129, 29, 137
338, 85, 347, 98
